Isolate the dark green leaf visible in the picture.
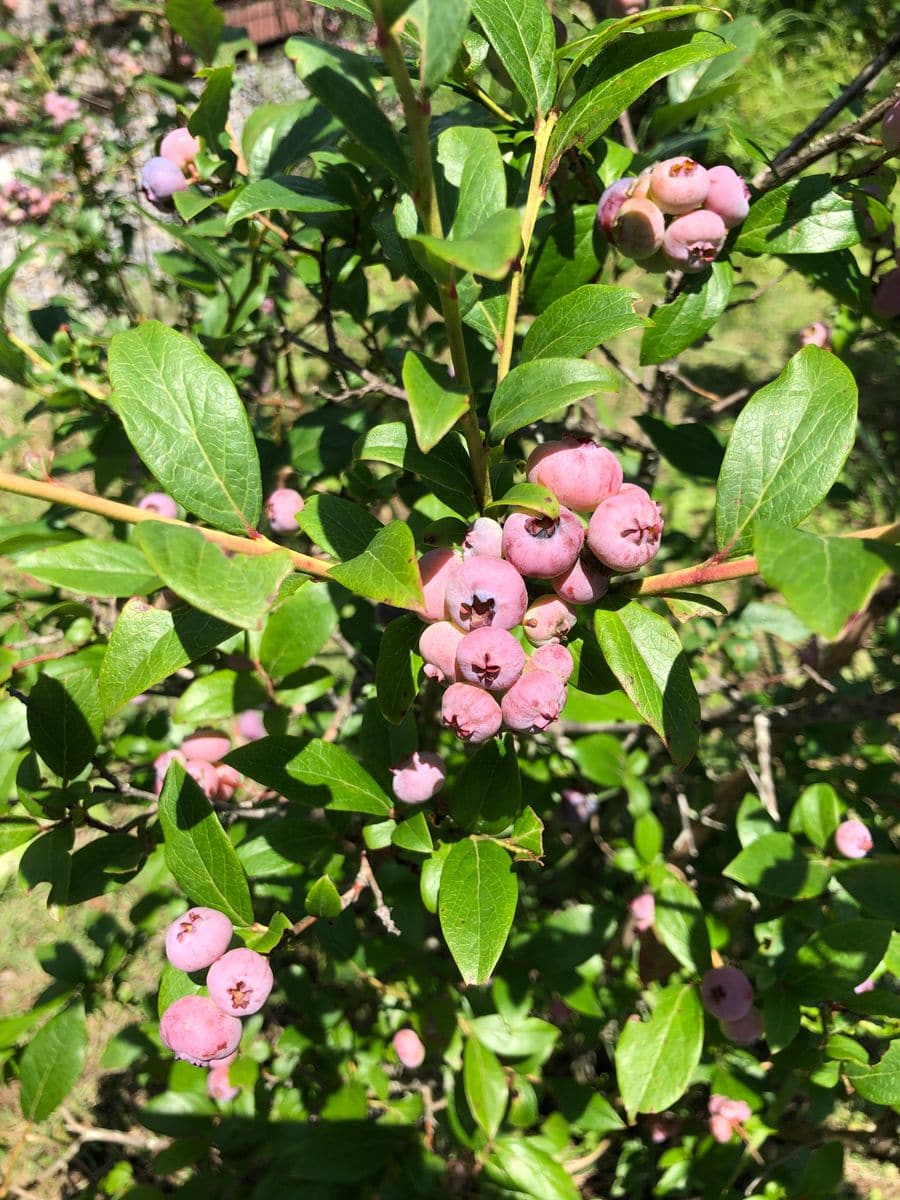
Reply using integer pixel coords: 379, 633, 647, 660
470, 0, 557, 117
634, 415, 724, 481
488, 358, 618, 444
785, 919, 891, 1002
651, 869, 711, 972
353, 422, 477, 518
486, 1137, 579, 1200
724, 832, 829, 900
836, 861, 900, 924
521, 284, 647, 362
19, 1002, 88, 1121
376, 614, 423, 724
165, 0, 223, 62
188, 67, 232, 148
639, 262, 733, 366
28, 668, 103, 780
464, 1037, 508, 1139
226, 176, 352, 227
329, 521, 425, 610
789, 782, 841, 850
526, 205, 601, 313
439, 838, 518, 984
449, 735, 521, 833
18, 824, 73, 905
486, 483, 559, 520
297, 494, 382, 559
260, 581, 338, 680
402, 352, 469, 454
616, 983, 703, 1121
736, 176, 861, 255
409, 0, 472, 92
288, 739, 392, 816
13, 539, 160, 598
305, 874, 343, 918
411, 209, 522, 281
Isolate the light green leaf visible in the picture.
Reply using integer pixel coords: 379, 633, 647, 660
188, 66, 232, 149
173, 669, 267, 726
329, 521, 425, 610
27, 667, 103, 780
439, 838, 518, 984
305, 874, 343, 918
19, 1002, 88, 1121
785, 919, 891, 1003
288, 739, 392, 816
486, 1137, 580, 1200
845, 1040, 900, 1105
521, 284, 648, 362
0, 817, 41, 857
640, 261, 733, 366
724, 831, 829, 900
651, 869, 711, 972
438, 125, 506, 241
789, 783, 841, 850
353, 421, 477, 518
616, 983, 703, 1121
376, 613, 423, 724
736, 176, 861, 255
488, 358, 618, 444
486, 483, 559, 520
392, 811, 434, 854
157, 962, 202, 1019
402, 352, 469, 454
165, 0, 223, 62
13, 539, 160, 598
409, 0, 472, 92
464, 1036, 508, 1139
226, 176, 351, 227
411, 209, 522, 281
259, 581, 338, 680
470, 0, 557, 117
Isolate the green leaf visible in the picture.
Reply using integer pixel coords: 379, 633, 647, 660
526, 205, 601, 313
297, 494, 382, 559
594, 602, 700, 769
19, 1002, 88, 1121
242, 100, 339, 179
174, 669, 267, 726
439, 838, 518, 984
224, 735, 315, 805
165, 0, 223, 62
521, 284, 648, 362
470, 1014, 559, 1059
158, 761, 254, 926
188, 66, 232, 148
470, 0, 557, 117
376, 614, 423, 724
329, 521, 425, 610
402, 352, 469, 454
488, 358, 618, 444
464, 1037, 508, 1139
259, 581, 338, 680
715, 347, 858, 555
762, 989, 801, 1054
789, 783, 841, 850
845, 1040, 900, 1106
486, 483, 560, 520
135, 523, 292, 631
651, 869, 711, 972
615, 983, 703, 1121
27, 668, 103, 780
409, 0, 472, 92
353, 422, 477, 518
411, 209, 522, 281
438, 125, 506, 241
449, 735, 521, 834
736, 176, 862, 255
157, 962, 202, 1018
392, 811, 434, 854
639, 261, 733, 366
755, 523, 898, 640
837, 861, 900, 923
0, 817, 41, 857
634, 415, 724, 482
486, 1137, 580, 1200
288, 739, 392, 816
109, 322, 262, 534
305, 874, 343, 918
244, 910, 293, 953
225, 176, 352, 227
99, 598, 237, 715
510, 806, 543, 859
723, 832, 829, 900
784, 919, 892, 1003
13, 539, 161, 598
18, 824, 73, 905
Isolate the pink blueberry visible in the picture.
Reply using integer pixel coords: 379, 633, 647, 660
182, 730, 231, 764
630, 173, 652, 200
393, 1027, 425, 1069
418, 620, 464, 684
141, 156, 188, 203
416, 548, 462, 623
834, 818, 873, 859
215, 763, 242, 801
462, 517, 503, 559
629, 892, 655, 932
526, 642, 574, 684
138, 492, 178, 519
854, 977, 875, 995
160, 995, 243, 1066
700, 965, 754, 1022
154, 748, 187, 795
444, 557, 528, 632
455, 626, 526, 692
596, 177, 635, 237
390, 751, 447, 804
265, 487, 305, 534
703, 165, 750, 229
441, 682, 503, 743
871, 267, 900, 319
237, 709, 267, 741
160, 127, 200, 169
522, 595, 577, 646
649, 156, 710, 214
501, 668, 567, 733
587, 485, 663, 573
207, 948, 274, 1016
525, 437, 623, 513
613, 197, 666, 260
186, 758, 220, 798
207, 1060, 240, 1102
882, 99, 900, 154
502, 506, 585, 579
552, 550, 609, 605
662, 209, 727, 272
799, 321, 831, 350
721, 1006, 764, 1046
165, 906, 234, 973
708, 1094, 751, 1144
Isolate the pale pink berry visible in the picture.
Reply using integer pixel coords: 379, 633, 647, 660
418, 621, 464, 684
207, 948, 274, 1016
43, 91, 80, 126
526, 642, 573, 684
872, 267, 900, 319
630, 173, 652, 200
596, 177, 635, 237
629, 892, 655, 932
662, 209, 727, 272
186, 758, 220, 798
501, 668, 567, 733
207, 1060, 240, 1101
237, 710, 267, 741
154, 749, 187, 795
709, 1114, 734, 1143
587, 485, 663, 573
160, 127, 200, 170
160, 995, 242, 1066
799, 321, 831, 350
444, 557, 528, 632
552, 550, 609, 605
393, 1028, 425, 1068
613, 197, 666, 260
390, 751, 447, 804
522, 595, 577, 646
265, 487, 304, 534
834, 818, 873, 859
703, 165, 750, 229
441, 682, 502, 743
502, 506, 584, 579
708, 1094, 751, 1140
525, 436, 623, 512
455, 627, 526, 692
700, 966, 754, 1022
182, 730, 231, 763
165, 906, 234, 972
882, 98, 900, 154
416, 548, 462, 623
141, 156, 187, 203
854, 977, 875, 995
649, 156, 710, 214
138, 492, 178, 519
462, 517, 503, 559
215, 763, 241, 801
721, 1006, 763, 1046
607, 0, 646, 13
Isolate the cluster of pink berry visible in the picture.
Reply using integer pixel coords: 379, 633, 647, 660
159, 907, 274, 1101
412, 436, 663, 745
700, 965, 762, 1046
0, 179, 58, 225
154, 730, 240, 802
598, 156, 750, 272
140, 127, 200, 207
708, 1094, 751, 1144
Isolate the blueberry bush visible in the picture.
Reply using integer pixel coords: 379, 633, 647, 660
0, 1, 898, 1197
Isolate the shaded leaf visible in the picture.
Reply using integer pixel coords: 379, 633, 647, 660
439, 838, 518, 984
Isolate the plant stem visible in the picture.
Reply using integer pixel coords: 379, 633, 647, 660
0, 471, 331, 578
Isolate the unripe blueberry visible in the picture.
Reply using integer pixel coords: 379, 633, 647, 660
587, 485, 663, 573
834, 818, 873, 859
700, 965, 754, 1022
418, 620, 464, 684
207, 948, 274, 1016
596, 177, 635, 237
141, 156, 187, 203
160, 127, 200, 170
159, 995, 242, 1065
393, 1027, 425, 1068
215, 763, 242, 801
799, 321, 831, 350
265, 487, 304, 534
629, 891, 655, 931
662, 209, 727, 272
455, 627, 526, 692
186, 758, 220, 798
444, 557, 528, 632
552, 550, 610, 605
525, 436, 623, 512
237, 709, 267, 741
649, 156, 709, 214
165, 906, 234, 972
138, 491, 178, 519
154, 749, 186, 795
182, 730, 231, 764
613, 197, 666, 260
526, 642, 574, 684
462, 516, 503, 559
882, 99, 900, 154
522, 595, 577, 646
501, 668, 567, 733
720, 1006, 763, 1046
871, 267, 900, 319
709, 1114, 735, 1143
207, 1060, 240, 1101
390, 750, 447, 804
703, 165, 750, 228
441, 682, 502, 743
502, 506, 584, 579
416, 547, 462, 623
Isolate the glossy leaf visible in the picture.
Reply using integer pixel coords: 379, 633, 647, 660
402, 352, 469, 454
471, 1014, 559, 1059
226, 176, 351, 227
19, 1002, 88, 1121
353, 422, 477, 518
438, 125, 506, 240
14, 539, 160, 598
736, 176, 861, 255
329, 521, 425, 610
288, 739, 393, 816
376, 614, 423, 724
297, 494, 382, 559
616, 983, 704, 1121
789, 783, 841, 850
520, 284, 647, 362
464, 1036, 508, 1138
488, 358, 618, 444
410, 209, 522, 281
724, 832, 829, 900
449, 735, 521, 833
486, 483, 560, 520
439, 838, 518, 984
305, 874, 343, 918
845, 1040, 900, 1105
470, 0, 557, 117
392, 811, 434, 854
164, 0, 223, 62
173, 669, 267, 726
639, 262, 733, 366
409, 0, 472, 92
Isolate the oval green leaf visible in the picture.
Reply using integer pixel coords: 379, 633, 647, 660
439, 838, 518, 984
